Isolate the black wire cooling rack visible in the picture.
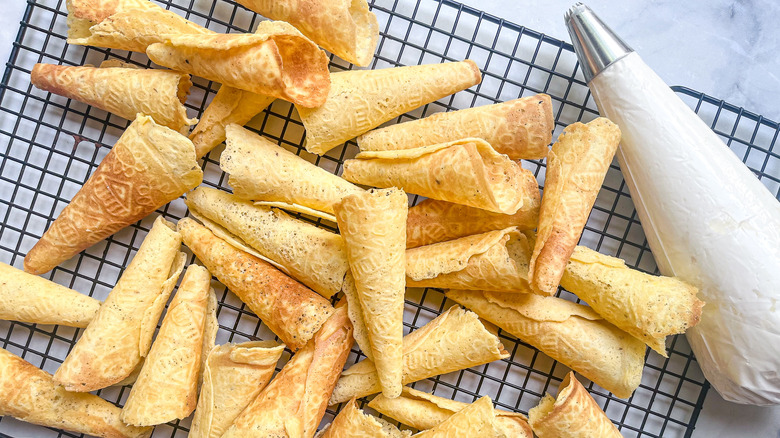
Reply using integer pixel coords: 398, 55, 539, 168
2, 0, 779, 437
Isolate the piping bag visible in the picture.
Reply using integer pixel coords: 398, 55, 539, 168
565, 3, 780, 405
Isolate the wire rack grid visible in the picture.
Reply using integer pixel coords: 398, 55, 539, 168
1, 0, 779, 437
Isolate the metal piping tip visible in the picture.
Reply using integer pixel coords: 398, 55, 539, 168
565, 3, 633, 82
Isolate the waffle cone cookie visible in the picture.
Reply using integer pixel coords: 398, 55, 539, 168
67, 0, 212, 53
317, 398, 410, 438
406, 192, 540, 249
529, 372, 622, 438
0, 348, 151, 438
186, 187, 349, 298
221, 305, 353, 438
334, 188, 407, 399
190, 87, 275, 158
0, 262, 99, 327
406, 227, 534, 293
359, 94, 554, 160
23, 115, 202, 275
177, 218, 334, 351
189, 341, 285, 438
329, 305, 509, 404
234, 0, 378, 66
298, 60, 482, 155
369, 387, 532, 438
413, 396, 498, 437
561, 246, 704, 356
343, 138, 536, 215
529, 118, 621, 295
447, 290, 644, 399
53, 217, 186, 392
31, 63, 195, 132
147, 21, 330, 108
121, 265, 213, 426
222, 125, 363, 222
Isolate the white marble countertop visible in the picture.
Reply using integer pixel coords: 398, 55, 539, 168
1, 1, 778, 437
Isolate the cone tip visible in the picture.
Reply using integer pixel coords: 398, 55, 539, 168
565, 2, 589, 21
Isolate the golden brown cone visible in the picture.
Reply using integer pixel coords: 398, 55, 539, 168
317, 398, 411, 438
30, 63, 195, 132
405, 227, 535, 293
298, 60, 482, 155
66, 0, 212, 53
0, 262, 99, 328
334, 188, 407, 399
561, 246, 704, 356
343, 138, 536, 215
406, 192, 540, 249
121, 265, 213, 426
234, 0, 378, 66
189, 341, 285, 438
222, 304, 354, 438
359, 94, 554, 160
186, 186, 349, 298
329, 305, 509, 404
222, 125, 363, 221
53, 217, 186, 392
146, 21, 330, 108
369, 387, 532, 438
177, 217, 334, 351
412, 396, 497, 437
23, 114, 202, 275
190, 87, 275, 158
529, 118, 621, 295
529, 372, 622, 438
446, 290, 644, 399
0, 348, 151, 438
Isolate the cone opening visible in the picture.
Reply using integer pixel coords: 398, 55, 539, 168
273, 36, 329, 108
349, 0, 379, 67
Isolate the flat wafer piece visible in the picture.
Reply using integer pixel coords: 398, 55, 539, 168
53, 217, 186, 392
234, 0, 378, 66
406, 194, 539, 249
413, 396, 497, 437
31, 63, 195, 132
406, 227, 534, 293
146, 21, 330, 108
329, 305, 509, 404
222, 125, 363, 222
121, 265, 213, 426
447, 290, 644, 399
23, 115, 202, 275
177, 217, 333, 351
529, 372, 622, 438
529, 118, 621, 295
190, 87, 275, 158
0, 262, 99, 328
334, 188, 407, 399
316, 398, 410, 438
221, 304, 353, 438
0, 348, 151, 438
189, 341, 285, 438
298, 60, 482, 155
343, 138, 536, 215
186, 187, 349, 298
561, 246, 704, 356
359, 95, 554, 160
369, 387, 532, 437
67, 0, 211, 53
